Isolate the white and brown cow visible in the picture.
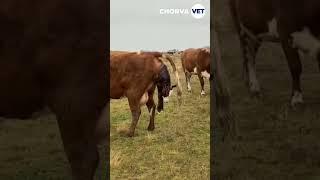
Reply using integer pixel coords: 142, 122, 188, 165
181, 48, 211, 95
229, 0, 320, 106
110, 51, 181, 137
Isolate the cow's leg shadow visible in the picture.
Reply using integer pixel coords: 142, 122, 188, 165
239, 33, 261, 96
197, 72, 205, 95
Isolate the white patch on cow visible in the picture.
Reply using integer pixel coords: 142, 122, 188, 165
187, 81, 192, 91
139, 92, 148, 105
291, 27, 320, 59
201, 70, 210, 79
193, 67, 198, 73
245, 46, 261, 94
201, 90, 206, 95
163, 90, 173, 103
291, 91, 304, 106
267, 18, 279, 37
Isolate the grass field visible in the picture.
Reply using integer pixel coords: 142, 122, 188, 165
214, 0, 320, 179
0, 113, 107, 180
110, 57, 210, 179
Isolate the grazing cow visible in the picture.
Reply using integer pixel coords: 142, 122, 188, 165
181, 48, 211, 95
0, 0, 107, 179
229, 0, 320, 106
110, 51, 180, 137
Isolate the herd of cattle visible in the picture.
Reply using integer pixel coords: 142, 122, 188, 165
110, 48, 211, 137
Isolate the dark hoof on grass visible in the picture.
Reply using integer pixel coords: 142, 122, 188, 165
118, 129, 135, 137
290, 102, 305, 111
147, 126, 155, 131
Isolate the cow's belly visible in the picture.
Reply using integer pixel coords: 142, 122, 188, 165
184, 62, 196, 73
110, 81, 125, 99
237, 0, 277, 39
0, 69, 43, 118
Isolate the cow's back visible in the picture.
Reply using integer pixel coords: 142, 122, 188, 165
181, 48, 210, 73
110, 53, 162, 99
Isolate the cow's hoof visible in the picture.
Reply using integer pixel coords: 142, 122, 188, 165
248, 82, 261, 96
249, 91, 261, 98
290, 91, 304, 109
201, 90, 206, 96
118, 128, 134, 137
249, 87, 261, 98
147, 126, 155, 131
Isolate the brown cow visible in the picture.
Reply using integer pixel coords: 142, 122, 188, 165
181, 48, 211, 95
110, 51, 177, 137
0, 0, 107, 179
229, 0, 320, 106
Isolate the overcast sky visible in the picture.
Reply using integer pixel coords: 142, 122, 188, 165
110, 0, 210, 51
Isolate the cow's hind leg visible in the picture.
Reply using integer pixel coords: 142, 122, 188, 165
49, 90, 104, 180
281, 41, 303, 107
185, 71, 192, 92
127, 96, 141, 137
197, 72, 205, 95
146, 88, 156, 131
239, 33, 261, 96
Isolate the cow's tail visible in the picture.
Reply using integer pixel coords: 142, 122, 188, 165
161, 54, 183, 105
212, 29, 236, 141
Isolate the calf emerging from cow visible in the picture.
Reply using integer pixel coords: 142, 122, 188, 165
110, 51, 181, 137
229, 0, 320, 106
181, 48, 211, 95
